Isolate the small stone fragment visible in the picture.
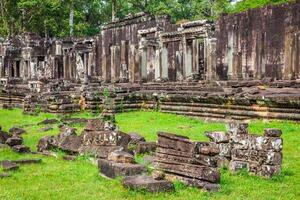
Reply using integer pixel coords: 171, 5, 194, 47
152, 170, 165, 180
14, 159, 42, 165
5, 137, 23, 147
108, 150, 135, 164
128, 133, 146, 145
264, 129, 282, 137
37, 119, 59, 125
98, 159, 146, 179
2, 160, 19, 171
0, 131, 11, 144
136, 142, 156, 154
11, 145, 31, 153
205, 131, 229, 143
63, 155, 77, 161
9, 127, 26, 136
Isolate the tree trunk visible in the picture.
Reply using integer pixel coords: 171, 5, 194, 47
69, 0, 74, 36
112, 0, 117, 21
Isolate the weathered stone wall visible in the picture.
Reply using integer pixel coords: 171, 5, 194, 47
216, 1, 300, 80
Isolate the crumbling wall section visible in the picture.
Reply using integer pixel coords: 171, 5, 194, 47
206, 122, 283, 178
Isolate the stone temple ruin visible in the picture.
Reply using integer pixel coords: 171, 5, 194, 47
0, 0, 296, 193
0, 1, 299, 121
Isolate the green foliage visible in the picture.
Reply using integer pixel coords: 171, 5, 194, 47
230, 0, 293, 13
0, 0, 293, 38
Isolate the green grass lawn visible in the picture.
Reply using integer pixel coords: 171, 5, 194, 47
0, 109, 300, 200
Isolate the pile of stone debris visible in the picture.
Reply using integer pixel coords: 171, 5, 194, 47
1, 119, 284, 193
0, 125, 31, 153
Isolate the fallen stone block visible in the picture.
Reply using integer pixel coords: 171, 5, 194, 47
264, 129, 282, 137
205, 131, 229, 143
164, 173, 220, 192
11, 145, 31, 153
85, 119, 105, 131
37, 119, 59, 125
5, 137, 23, 147
2, 160, 19, 171
37, 136, 56, 152
122, 175, 174, 193
128, 133, 146, 145
39, 126, 53, 132
108, 150, 135, 164
63, 155, 77, 161
196, 143, 220, 156
9, 127, 26, 136
157, 132, 194, 153
13, 159, 42, 165
155, 161, 220, 183
59, 135, 82, 154
98, 159, 146, 179
136, 142, 156, 154
61, 118, 88, 125
0, 131, 11, 144
152, 170, 165, 180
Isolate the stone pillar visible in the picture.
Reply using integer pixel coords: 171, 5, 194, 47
63, 54, 69, 79
88, 52, 93, 77
254, 32, 266, 79
192, 39, 199, 74
120, 41, 128, 82
161, 43, 168, 79
84, 53, 88, 83
111, 46, 117, 82
175, 51, 183, 81
128, 45, 137, 83
183, 36, 192, 79
0, 57, 3, 78
284, 29, 299, 80
154, 49, 161, 80
227, 32, 234, 79
205, 38, 217, 81
186, 44, 192, 78
140, 46, 147, 81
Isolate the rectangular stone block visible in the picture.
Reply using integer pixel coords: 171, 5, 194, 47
157, 132, 195, 153
259, 165, 281, 178
155, 161, 220, 183
98, 159, 146, 179
264, 129, 282, 137
205, 131, 229, 143
229, 160, 249, 172
165, 173, 220, 192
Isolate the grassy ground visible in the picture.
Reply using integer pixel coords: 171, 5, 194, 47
0, 109, 299, 200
